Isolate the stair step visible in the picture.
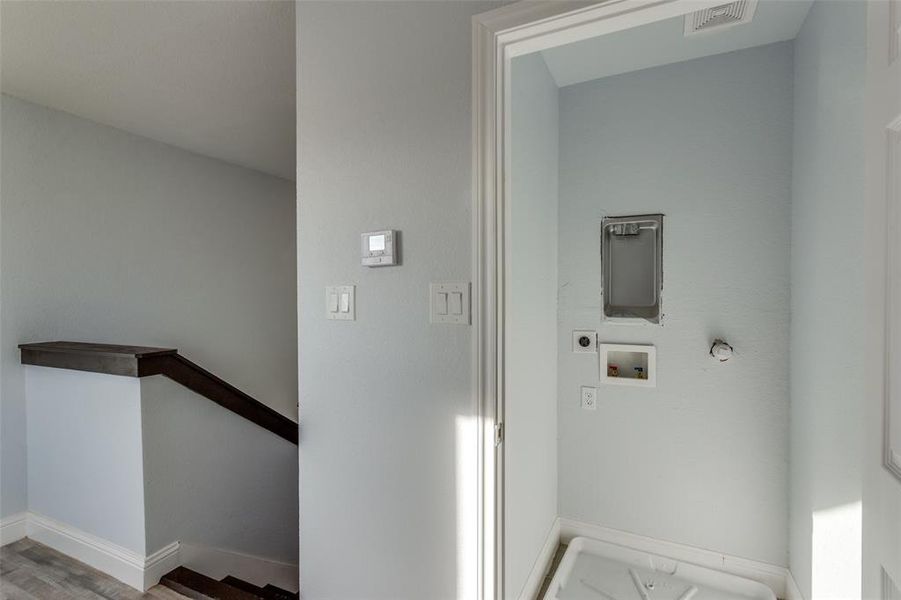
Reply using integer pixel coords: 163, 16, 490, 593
262, 584, 299, 600
221, 576, 266, 596
160, 567, 262, 599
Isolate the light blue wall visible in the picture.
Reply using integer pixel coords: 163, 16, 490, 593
296, 3, 496, 598
506, 52, 559, 600
26, 368, 146, 552
23, 365, 298, 569
558, 42, 794, 566
789, 2, 866, 598
141, 376, 298, 560
0, 95, 297, 520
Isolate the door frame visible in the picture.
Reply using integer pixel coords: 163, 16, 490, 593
471, 2, 739, 598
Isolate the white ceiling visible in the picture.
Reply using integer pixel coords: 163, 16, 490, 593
1, 0, 295, 180
541, 0, 813, 88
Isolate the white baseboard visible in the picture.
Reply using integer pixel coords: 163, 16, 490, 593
519, 518, 561, 600
0, 512, 28, 546
558, 517, 791, 599
1, 512, 297, 594
143, 540, 183, 590
24, 512, 180, 591
180, 543, 298, 593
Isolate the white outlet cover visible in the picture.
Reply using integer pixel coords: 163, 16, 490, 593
581, 386, 598, 410
572, 330, 597, 353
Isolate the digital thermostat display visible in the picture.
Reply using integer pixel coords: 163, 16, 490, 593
361, 230, 397, 267
368, 234, 386, 252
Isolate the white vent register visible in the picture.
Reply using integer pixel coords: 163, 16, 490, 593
684, 0, 758, 35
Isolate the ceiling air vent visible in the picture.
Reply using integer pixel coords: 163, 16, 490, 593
684, 0, 758, 36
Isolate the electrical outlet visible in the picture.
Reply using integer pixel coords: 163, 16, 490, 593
581, 386, 598, 410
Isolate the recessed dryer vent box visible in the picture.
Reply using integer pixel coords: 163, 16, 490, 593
600, 343, 656, 387
601, 214, 663, 324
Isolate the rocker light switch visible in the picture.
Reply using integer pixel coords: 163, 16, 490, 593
449, 292, 463, 315
431, 282, 470, 325
436, 292, 448, 315
326, 285, 355, 320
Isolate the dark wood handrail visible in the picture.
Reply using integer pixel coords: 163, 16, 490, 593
19, 341, 297, 445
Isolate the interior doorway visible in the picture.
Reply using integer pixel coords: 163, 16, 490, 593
472, 1, 888, 599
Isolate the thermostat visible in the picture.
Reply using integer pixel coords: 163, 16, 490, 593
361, 230, 397, 267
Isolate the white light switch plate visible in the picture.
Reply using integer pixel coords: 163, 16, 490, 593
326, 285, 355, 320
581, 386, 598, 410
430, 282, 470, 325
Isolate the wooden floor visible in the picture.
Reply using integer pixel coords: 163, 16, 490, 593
0, 538, 187, 600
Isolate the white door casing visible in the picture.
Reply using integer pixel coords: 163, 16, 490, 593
862, 0, 899, 597
884, 0, 901, 485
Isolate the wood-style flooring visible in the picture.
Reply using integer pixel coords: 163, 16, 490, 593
0, 538, 187, 600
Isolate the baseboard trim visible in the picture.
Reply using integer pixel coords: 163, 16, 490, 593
518, 518, 561, 600
0, 512, 28, 546
558, 517, 789, 598
179, 543, 298, 593
25, 512, 180, 591
143, 540, 182, 590
2, 513, 297, 594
